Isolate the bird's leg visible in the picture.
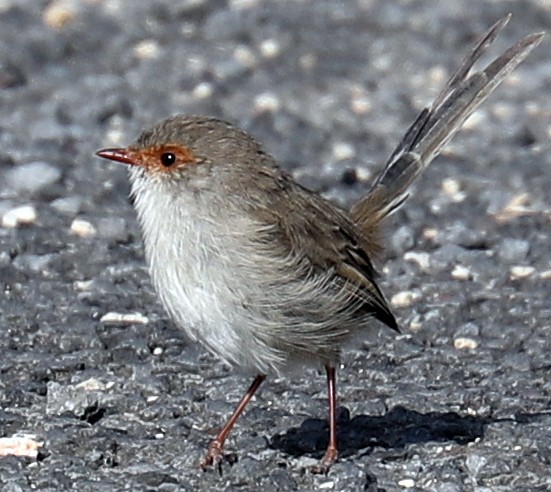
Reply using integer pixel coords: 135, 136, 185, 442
311, 365, 339, 474
200, 374, 266, 471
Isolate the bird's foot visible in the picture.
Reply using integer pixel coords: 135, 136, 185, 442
200, 440, 224, 473
199, 440, 237, 474
310, 447, 339, 474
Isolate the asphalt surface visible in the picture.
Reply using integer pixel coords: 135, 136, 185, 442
0, 1, 549, 491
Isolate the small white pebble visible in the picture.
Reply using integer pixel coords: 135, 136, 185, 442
70, 219, 97, 237
74, 280, 94, 291
429, 200, 443, 214
43, 0, 75, 29
391, 290, 422, 308
539, 269, 551, 280
259, 38, 280, 58
428, 66, 447, 85
422, 227, 438, 241
233, 45, 256, 67
229, 0, 257, 9
133, 39, 160, 59
318, 481, 335, 490
510, 265, 535, 280
254, 92, 280, 113
152, 346, 163, 356
451, 264, 472, 281
147, 395, 160, 403
404, 251, 431, 271
350, 85, 373, 115
2, 205, 37, 228
0, 436, 42, 459
453, 192, 466, 203
350, 94, 372, 115
192, 81, 213, 99
331, 141, 356, 161
354, 166, 371, 182
100, 312, 150, 326
398, 478, 416, 488
454, 337, 479, 350
442, 177, 460, 195
76, 378, 106, 391
441, 178, 466, 202
155, 433, 165, 440
491, 193, 531, 222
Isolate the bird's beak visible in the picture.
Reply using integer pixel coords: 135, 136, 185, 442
95, 148, 139, 166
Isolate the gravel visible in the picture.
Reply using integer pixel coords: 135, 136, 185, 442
0, 1, 549, 491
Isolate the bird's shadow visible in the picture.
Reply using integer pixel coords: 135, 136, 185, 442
270, 405, 497, 459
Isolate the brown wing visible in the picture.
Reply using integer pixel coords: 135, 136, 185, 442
244, 166, 398, 333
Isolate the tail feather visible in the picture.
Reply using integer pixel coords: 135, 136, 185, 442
351, 15, 544, 229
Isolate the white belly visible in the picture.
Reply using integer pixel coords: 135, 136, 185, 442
132, 178, 287, 374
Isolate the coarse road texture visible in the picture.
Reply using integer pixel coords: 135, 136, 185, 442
0, 1, 549, 491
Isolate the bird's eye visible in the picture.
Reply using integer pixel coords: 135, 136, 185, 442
160, 152, 176, 167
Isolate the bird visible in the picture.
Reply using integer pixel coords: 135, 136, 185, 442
96, 16, 543, 473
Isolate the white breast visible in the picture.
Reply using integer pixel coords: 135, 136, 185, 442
129, 171, 287, 375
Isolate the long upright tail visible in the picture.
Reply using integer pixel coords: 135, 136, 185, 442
351, 15, 544, 231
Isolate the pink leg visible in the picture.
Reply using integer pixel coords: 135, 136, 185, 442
200, 374, 266, 471
311, 365, 339, 474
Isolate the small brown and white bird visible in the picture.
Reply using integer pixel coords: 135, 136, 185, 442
96, 16, 542, 473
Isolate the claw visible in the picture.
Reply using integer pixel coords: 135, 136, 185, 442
199, 440, 224, 473
310, 446, 339, 474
